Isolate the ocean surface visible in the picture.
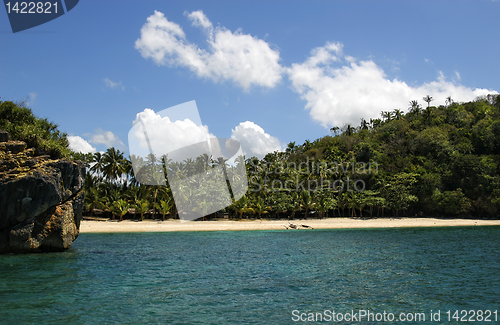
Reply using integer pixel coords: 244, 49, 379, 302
1, 226, 499, 324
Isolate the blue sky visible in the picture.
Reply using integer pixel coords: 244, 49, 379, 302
1, 0, 499, 158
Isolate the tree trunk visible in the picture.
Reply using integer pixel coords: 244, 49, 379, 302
153, 188, 158, 220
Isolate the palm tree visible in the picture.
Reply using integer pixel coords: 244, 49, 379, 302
343, 124, 355, 136
194, 153, 210, 174
360, 118, 369, 130
157, 199, 174, 221
135, 199, 149, 221
361, 190, 381, 218
289, 192, 301, 219
381, 111, 393, 122
84, 186, 103, 216
445, 96, 453, 106
303, 139, 312, 151
110, 199, 129, 221
374, 177, 393, 217
355, 192, 367, 218
90, 152, 104, 175
286, 141, 297, 153
300, 190, 315, 218
370, 118, 382, 128
241, 205, 255, 219
392, 109, 404, 120
345, 192, 358, 217
329, 126, 340, 136
335, 192, 348, 217
408, 100, 421, 115
102, 147, 127, 183
121, 157, 133, 187
423, 95, 434, 108
252, 196, 269, 219
313, 191, 330, 218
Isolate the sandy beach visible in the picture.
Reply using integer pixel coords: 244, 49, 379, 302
79, 218, 500, 233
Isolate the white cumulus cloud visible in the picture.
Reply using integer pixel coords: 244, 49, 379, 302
231, 121, 283, 159
186, 10, 213, 30
130, 108, 214, 157
86, 128, 125, 150
135, 10, 283, 91
287, 42, 497, 128
67, 135, 96, 154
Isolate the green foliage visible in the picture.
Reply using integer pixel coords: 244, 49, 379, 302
109, 199, 130, 220
379, 173, 419, 217
80, 94, 500, 220
0, 101, 71, 158
136, 200, 149, 221
157, 199, 174, 221
431, 189, 471, 216
70, 152, 94, 168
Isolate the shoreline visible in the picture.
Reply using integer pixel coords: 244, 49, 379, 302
79, 218, 500, 233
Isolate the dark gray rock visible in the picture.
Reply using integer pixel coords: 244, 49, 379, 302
0, 130, 9, 142
0, 131, 85, 253
0, 141, 26, 154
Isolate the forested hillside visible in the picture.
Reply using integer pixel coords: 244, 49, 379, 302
4, 95, 498, 220
258, 94, 500, 218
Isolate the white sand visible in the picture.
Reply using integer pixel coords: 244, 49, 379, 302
79, 218, 500, 233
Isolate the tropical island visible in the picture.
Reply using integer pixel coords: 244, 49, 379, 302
1, 94, 500, 227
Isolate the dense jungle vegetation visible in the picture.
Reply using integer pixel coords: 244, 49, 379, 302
2, 94, 499, 220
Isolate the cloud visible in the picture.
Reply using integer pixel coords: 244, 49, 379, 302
135, 10, 283, 91
129, 108, 216, 162
86, 128, 125, 149
287, 42, 497, 128
104, 78, 124, 90
129, 109, 280, 162
186, 10, 213, 31
67, 135, 96, 154
231, 121, 283, 159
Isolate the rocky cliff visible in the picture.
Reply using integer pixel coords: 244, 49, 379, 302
0, 130, 85, 253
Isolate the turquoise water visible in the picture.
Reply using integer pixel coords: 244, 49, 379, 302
1, 226, 499, 324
